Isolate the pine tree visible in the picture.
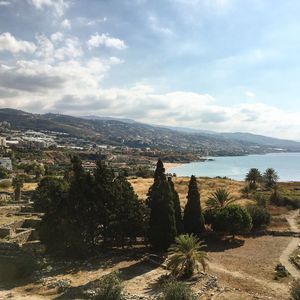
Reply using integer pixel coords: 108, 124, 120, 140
148, 159, 176, 251
184, 175, 205, 236
168, 177, 183, 234
66, 156, 91, 256
93, 160, 115, 247
113, 175, 148, 247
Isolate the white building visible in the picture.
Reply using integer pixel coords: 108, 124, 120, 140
0, 157, 12, 171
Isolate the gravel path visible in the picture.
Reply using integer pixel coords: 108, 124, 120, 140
279, 209, 300, 279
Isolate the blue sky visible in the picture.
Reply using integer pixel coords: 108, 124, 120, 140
0, 0, 300, 139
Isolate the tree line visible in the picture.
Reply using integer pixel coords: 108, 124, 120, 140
33, 157, 273, 257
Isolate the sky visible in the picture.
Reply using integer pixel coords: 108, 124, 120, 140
0, 0, 300, 140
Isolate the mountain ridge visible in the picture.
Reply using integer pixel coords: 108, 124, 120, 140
1, 108, 300, 155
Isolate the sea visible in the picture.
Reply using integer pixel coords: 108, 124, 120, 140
168, 152, 300, 182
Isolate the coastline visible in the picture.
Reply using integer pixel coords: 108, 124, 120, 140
164, 162, 184, 172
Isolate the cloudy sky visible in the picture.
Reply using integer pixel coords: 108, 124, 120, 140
0, 0, 300, 139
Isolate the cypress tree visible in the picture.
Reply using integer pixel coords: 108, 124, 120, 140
184, 175, 205, 236
168, 177, 183, 234
148, 159, 176, 251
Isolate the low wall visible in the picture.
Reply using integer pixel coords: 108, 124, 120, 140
9, 229, 35, 244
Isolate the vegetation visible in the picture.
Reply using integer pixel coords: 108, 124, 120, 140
291, 279, 300, 300
159, 280, 196, 300
274, 263, 288, 280
183, 175, 204, 236
169, 177, 183, 235
246, 205, 271, 229
270, 185, 300, 209
263, 168, 279, 188
254, 193, 268, 208
167, 234, 208, 279
12, 175, 24, 201
148, 159, 177, 251
38, 156, 147, 257
206, 188, 235, 210
212, 205, 252, 238
0, 166, 9, 179
94, 272, 124, 300
32, 176, 69, 213
0, 179, 12, 189
245, 168, 262, 190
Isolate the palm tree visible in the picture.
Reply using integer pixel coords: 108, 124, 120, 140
206, 188, 235, 210
245, 168, 262, 190
263, 168, 279, 188
167, 234, 208, 279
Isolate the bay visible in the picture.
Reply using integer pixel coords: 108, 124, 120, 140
168, 152, 300, 181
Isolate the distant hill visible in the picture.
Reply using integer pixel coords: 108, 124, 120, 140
1, 108, 300, 155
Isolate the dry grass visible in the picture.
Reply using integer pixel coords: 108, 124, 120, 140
0, 182, 38, 194
129, 177, 252, 208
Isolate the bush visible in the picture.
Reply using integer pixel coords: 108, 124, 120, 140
212, 205, 252, 238
270, 189, 300, 209
291, 279, 300, 300
0, 166, 9, 179
274, 263, 288, 279
159, 280, 196, 300
254, 193, 268, 208
203, 209, 217, 225
94, 272, 124, 300
246, 205, 271, 229
0, 179, 12, 189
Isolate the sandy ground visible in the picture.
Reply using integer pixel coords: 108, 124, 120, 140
0, 234, 294, 300
0, 179, 299, 299
164, 162, 184, 172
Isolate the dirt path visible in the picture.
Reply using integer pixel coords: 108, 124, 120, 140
279, 209, 300, 279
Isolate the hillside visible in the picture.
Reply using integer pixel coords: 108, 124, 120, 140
1, 108, 300, 155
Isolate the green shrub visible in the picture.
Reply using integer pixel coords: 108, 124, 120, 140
94, 272, 124, 300
203, 209, 217, 225
212, 205, 252, 238
254, 193, 268, 208
246, 205, 271, 229
291, 279, 300, 300
0, 166, 9, 179
274, 263, 288, 279
159, 280, 196, 300
0, 179, 12, 189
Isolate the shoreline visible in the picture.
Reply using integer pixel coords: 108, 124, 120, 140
164, 162, 184, 172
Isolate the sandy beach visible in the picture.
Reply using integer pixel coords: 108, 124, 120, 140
164, 162, 183, 172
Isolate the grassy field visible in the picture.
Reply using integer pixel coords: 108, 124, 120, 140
130, 176, 300, 208
130, 177, 253, 208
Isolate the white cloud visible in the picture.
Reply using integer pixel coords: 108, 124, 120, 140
1, 54, 299, 140
77, 17, 107, 26
109, 57, 124, 65
61, 19, 71, 30
0, 1, 10, 6
51, 32, 64, 43
35, 34, 55, 59
245, 91, 256, 97
87, 33, 127, 50
0, 32, 36, 54
148, 15, 174, 36
35, 34, 82, 61
29, 0, 69, 17
54, 38, 83, 60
